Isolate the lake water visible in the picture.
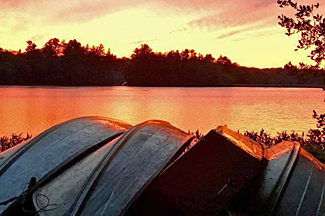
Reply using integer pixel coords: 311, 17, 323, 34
0, 86, 324, 137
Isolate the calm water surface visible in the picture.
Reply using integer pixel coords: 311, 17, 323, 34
0, 86, 324, 137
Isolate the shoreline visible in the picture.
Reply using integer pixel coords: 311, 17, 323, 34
0, 84, 323, 89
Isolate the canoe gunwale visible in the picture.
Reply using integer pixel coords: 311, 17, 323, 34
0, 119, 74, 177
157, 136, 195, 177
215, 126, 267, 160
265, 143, 301, 216
316, 176, 325, 216
34, 132, 124, 189
0, 116, 130, 177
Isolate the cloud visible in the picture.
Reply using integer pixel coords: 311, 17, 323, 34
50, 0, 127, 23
216, 28, 248, 40
129, 39, 157, 45
187, 1, 277, 31
157, 0, 278, 42
1, 0, 277, 28
169, 27, 188, 34
2, 0, 41, 9
0, 0, 285, 49
160, 0, 274, 11
1, 0, 146, 24
48, 0, 158, 23
0, 12, 35, 35
215, 23, 276, 40
31, 34, 46, 42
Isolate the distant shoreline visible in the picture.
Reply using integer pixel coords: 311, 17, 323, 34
2, 40, 325, 88
0, 84, 323, 89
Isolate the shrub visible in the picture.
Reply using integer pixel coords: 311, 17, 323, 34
0, 133, 32, 152
244, 110, 324, 162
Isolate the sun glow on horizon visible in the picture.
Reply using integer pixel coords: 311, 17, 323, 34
1, 0, 324, 68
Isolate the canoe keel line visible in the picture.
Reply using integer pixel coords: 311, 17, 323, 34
0, 119, 323, 216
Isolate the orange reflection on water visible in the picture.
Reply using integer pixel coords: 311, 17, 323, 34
0, 87, 324, 137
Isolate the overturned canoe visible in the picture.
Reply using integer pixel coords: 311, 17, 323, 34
0, 118, 193, 216
0, 121, 323, 216
126, 125, 324, 216
126, 127, 266, 216
0, 117, 132, 214
250, 142, 325, 216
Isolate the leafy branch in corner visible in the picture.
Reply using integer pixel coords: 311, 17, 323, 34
277, 0, 325, 66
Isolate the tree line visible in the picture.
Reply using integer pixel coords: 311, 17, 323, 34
0, 38, 324, 87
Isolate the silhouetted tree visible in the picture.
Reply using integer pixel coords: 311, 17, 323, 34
277, 0, 324, 66
180, 49, 190, 60
216, 55, 232, 65
63, 39, 86, 58
25, 40, 38, 54
131, 44, 153, 59
128, 44, 158, 85
41, 38, 63, 57
86, 44, 105, 57
0, 38, 324, 86
204, 54, 215, 62
188, 49, 198, 60
284, 61, 297, 70
166, 50, 181, 61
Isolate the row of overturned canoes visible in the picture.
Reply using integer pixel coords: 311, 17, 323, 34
0, 117, 324, 216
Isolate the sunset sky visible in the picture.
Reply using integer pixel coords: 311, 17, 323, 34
1, 0, 325, 68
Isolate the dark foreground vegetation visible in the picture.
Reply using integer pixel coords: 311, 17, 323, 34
0, 133, 32, 152
187, 111, 325, 163
0, 39, 324, 87
244, 131, 325, 163
244, 110, 325, 162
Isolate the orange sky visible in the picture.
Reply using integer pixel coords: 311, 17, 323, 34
1, 0, 325, 68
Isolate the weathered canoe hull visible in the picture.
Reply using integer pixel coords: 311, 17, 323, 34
0, 118, 193, 216
125, 129, 266, 216
259, 144, 324, 216
77, 120, 193, 216
0, 122, 323, 216
126, 126, 324, 216
29, 120, 193, 216
0, 117, 132, 214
